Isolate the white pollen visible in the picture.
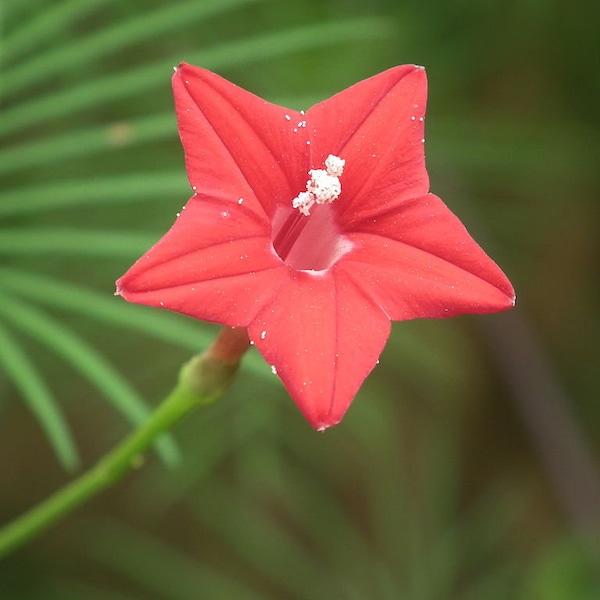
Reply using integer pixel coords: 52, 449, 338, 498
411, 116, 416, 120
221, 210, 229, 217
306, 140, 310, 145
271, 365, 277, 375
250, 340, 255, 345
192, 185, 197, 191
307, 169, 341, 203
291, 154, 345, 216
260, 330, 267, 339
298, 120, 306, 127
284, 114, 291, 120
325, 154, 345, 176
300, 110, 305, 115
238, 197, 244, 204
292, 191, 314, 216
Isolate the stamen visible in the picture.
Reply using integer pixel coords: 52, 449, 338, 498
292, 191, 314, 216
324, 154, 345, 177
291, 154, 345, 216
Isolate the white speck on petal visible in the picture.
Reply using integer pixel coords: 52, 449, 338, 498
221, 210, 229, 217
270, 365, 277, 375
238, 197, 244, 204
284, 114, 291, 120
260, 330, 267, 340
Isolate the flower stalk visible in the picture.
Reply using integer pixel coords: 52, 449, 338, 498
0, 327, 249, 559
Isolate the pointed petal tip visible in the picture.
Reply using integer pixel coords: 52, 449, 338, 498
409, 63, 427, 75
172, 61, 192, 81
487, 288, 516, 314
308, 412, 343, 432
315, 420, 337, 433
114, 276, 135, 300
499, 280, 517, 310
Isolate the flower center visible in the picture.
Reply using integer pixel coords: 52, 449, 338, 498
272, 154, 353, 272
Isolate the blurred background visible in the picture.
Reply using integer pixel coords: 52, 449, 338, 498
1, 0, 599, 598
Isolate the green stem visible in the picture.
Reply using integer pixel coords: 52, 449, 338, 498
0, 327, 249, 559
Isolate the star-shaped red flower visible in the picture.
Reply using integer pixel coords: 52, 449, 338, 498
116, 63, 515, 430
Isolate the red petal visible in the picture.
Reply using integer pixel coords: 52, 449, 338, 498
173, 63, 309, 218
306, 65, 429, 225
340, 194, 515, 320
116, 194, 284, 327
248, 268, 390, 430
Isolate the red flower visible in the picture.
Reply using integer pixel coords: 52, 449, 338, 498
116, 63, 515, 430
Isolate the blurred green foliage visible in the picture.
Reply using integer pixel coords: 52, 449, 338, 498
1, 0, 599, 598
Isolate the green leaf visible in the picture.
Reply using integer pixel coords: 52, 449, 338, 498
0, 113, 174, 177
0, 267, 211, 351
43, 580, 145, 600
86, 518, 266, 600
0, 228, 158, 257
1, 0, 113, 65
0, 17, 394, 137
191, 480, 338, 599
2, 0, 265, 98
0, 320, 80, 471
0, 172, 187, 217
0, 293, 180, 467
0, 267, 270, 381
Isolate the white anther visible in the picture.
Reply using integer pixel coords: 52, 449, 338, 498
324, 154, 345, 177
291, 154, 345, 216
307, 169, 341, 204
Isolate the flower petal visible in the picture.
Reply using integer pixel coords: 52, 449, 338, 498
248, 268, 390, 430
116, 194, 284, 327
307, 65, 429, 224
173, 63, 309, 218
340, 193, 515, 320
